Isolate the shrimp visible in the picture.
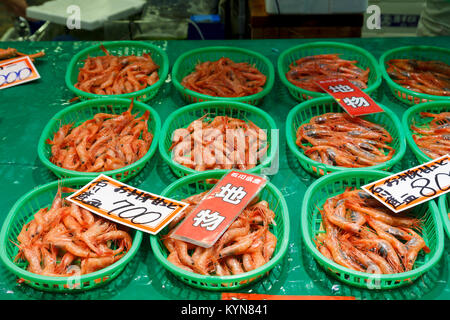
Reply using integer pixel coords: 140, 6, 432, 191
286, 54, 370, 92
346, 201, 421, 229
296, 112, 395, 169
339, 238, 382, 274
386, 58, 450, 97
162, 195, 277, 278
225, 257, 244, 275
263, 230, 277, 262
47, 99, 153, 173
364, 251, 396, 274
193, 247, 216, 275
170, 115, 269, 171
181, 57, 266, 98
79, 220, 114, 255
323, 197, 363, 234
174, 240, 195, 267
403, 228, 430, 271
218, 229, 264, 259
95, 230, 132, 251
80, 255, 123, 274
215, 262, 231, 276
15, 189, 132, 277
352, 238, 404, 273
167, 252, 194, 272
75, 46, 159, 95
322, 215, 365, 272
366, 217, 409, 266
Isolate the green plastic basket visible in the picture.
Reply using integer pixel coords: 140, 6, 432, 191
286, 96, 406, 177
301, 170, 444, 290
0, 178, 143, 292
380, 45, 450, 106
37, 98, 161, 182
402, 100, 450, 164
278, 41, 382, 102
171, 46, 275, 105
149, 170, 290, 291
159, 101, 278, 178
438, 194, 450, 240
65, 41, 169, 102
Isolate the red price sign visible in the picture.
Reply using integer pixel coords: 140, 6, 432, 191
316, 78, 383, 117
170, 171, 267, 248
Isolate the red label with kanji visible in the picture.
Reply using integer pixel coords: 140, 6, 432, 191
170, 171, 267, 248
316, 78, 384, 117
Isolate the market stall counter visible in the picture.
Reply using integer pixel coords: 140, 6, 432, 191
0, 37, 449, 300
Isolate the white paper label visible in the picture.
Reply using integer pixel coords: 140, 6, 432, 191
66, 174, 189, 235
362, 154, 450, 213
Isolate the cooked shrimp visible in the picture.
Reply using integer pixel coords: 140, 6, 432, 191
162, 194, 277, 279
14, 188, 133, 277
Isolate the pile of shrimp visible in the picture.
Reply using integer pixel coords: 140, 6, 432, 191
315, 188, 429, 275
286, 54, 370, 92
181, 57, 266, 97
386, 59, 450, 96
170, 115, 268, 171
411, 111, 450, 159
296, 112, 395, 168
13, 187, 132, 277
47, 100, 153, 172
162, 191, 277, 277
0, 47, 45, 61
74, 45, 159, 95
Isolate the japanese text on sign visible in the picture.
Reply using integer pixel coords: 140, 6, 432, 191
362, 154, 450, 213
316, 78, 384, 117
170, 171, 267, 248
0, 56, 40, 89
66, 174, 189, 235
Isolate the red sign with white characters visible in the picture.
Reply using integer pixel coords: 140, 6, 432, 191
170, 171, 267, 248
316, 78, 384, 117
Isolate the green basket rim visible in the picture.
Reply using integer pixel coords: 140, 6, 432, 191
277, 41, 382, 100
379, 45, 450, 104
171, 46, 275, 104
401, 100, 450, 164
285, 96, 406, 175
149, 170, 290, 289
438, 194, 450, 240
37, 97, 161, 180
0, 177, 143, 287
301, 169, 445, 288
64, 41, 169, 101
158, 101, 278, 176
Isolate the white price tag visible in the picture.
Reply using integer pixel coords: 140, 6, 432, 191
0, 56, 40, 89
362, 154, 450, 213
66, 175, 189, 235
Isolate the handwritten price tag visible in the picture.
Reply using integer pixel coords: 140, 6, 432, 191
316, 78, 383, 117
0, 56, 40, 89
66, 175, 189, 235
171, 171, 267, 248
362, 154, 450, 213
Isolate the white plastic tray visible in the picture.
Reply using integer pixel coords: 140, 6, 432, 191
26, 0, 145, 31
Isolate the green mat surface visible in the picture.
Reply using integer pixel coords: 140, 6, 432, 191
0, 37, 449, 300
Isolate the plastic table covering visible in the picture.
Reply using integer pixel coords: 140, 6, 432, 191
1, 37, 450, 300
